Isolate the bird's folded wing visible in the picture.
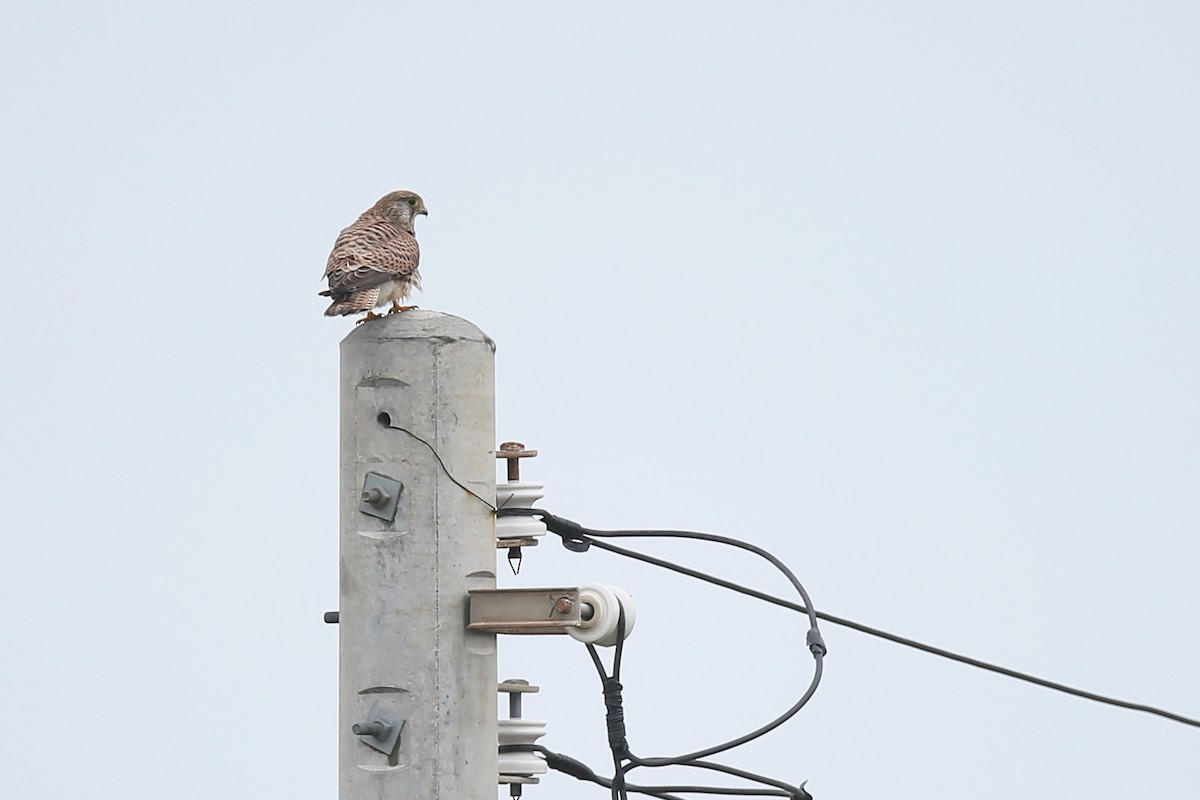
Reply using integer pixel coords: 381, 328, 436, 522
322, 263, 398, 295
323, 219, 420, 294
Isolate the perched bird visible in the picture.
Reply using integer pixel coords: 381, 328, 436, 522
321, 190, 428, 322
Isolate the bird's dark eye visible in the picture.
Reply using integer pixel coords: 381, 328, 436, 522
407, 198, 417, 206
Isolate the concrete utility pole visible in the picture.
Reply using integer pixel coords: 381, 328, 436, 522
337, 311, 498, 800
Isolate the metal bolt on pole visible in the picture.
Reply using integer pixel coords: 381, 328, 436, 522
497, 441, 537, 482
337, 310, 498, 800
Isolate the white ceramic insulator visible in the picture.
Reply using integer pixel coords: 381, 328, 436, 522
495, 481, 547, 539
497, 718, 548, 777
568, 582, 637, 647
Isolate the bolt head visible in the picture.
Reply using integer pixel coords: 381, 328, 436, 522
362, 486, 390, 506
553, 596, 574, 614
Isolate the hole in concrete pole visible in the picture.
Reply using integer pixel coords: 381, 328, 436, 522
377, 412, 392, 427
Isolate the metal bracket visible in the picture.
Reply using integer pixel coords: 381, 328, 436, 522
359, 472, 402, 522
496, 536, 540, 551
352, 703, 404, 756
467, 587, 582, 634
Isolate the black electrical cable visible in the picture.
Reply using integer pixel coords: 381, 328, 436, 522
633, 788, 793, 797
551, 513, 819, 800
378, 418, 497, 510
500, 744, 683, 800
574, 577, 811, 799
501, 509, 828, 767
674, 760, 810, 798
503, 744, 804, 800
573, 526, 825, 768
497, 507, 1200, 731
585, 607, 633, 800
586, 531, 1200, 731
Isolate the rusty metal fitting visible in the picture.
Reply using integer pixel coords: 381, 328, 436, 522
497, 441, 538, 482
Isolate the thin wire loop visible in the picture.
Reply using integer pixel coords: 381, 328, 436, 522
381, 421, 496, 510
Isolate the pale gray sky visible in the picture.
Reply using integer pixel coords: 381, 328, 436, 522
2, 2, 1198, 797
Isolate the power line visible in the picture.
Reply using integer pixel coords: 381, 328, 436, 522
500, 744, 807, 800
547, 516, 823, 800
497, 507, 1200, 731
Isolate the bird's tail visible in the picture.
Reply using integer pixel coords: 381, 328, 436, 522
324, 299, 359, 316
321, 285, 381, 316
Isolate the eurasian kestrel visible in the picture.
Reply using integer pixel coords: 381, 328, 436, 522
320, 190, 428, 322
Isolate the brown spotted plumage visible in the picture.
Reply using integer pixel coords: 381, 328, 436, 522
321, 190, 428, 321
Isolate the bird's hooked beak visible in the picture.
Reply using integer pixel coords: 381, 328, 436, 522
418, 203, 428, 217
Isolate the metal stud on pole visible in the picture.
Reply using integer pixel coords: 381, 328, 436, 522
337, 311, 498, 800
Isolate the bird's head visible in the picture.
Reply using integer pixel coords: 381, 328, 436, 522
373, 190, 428, 232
